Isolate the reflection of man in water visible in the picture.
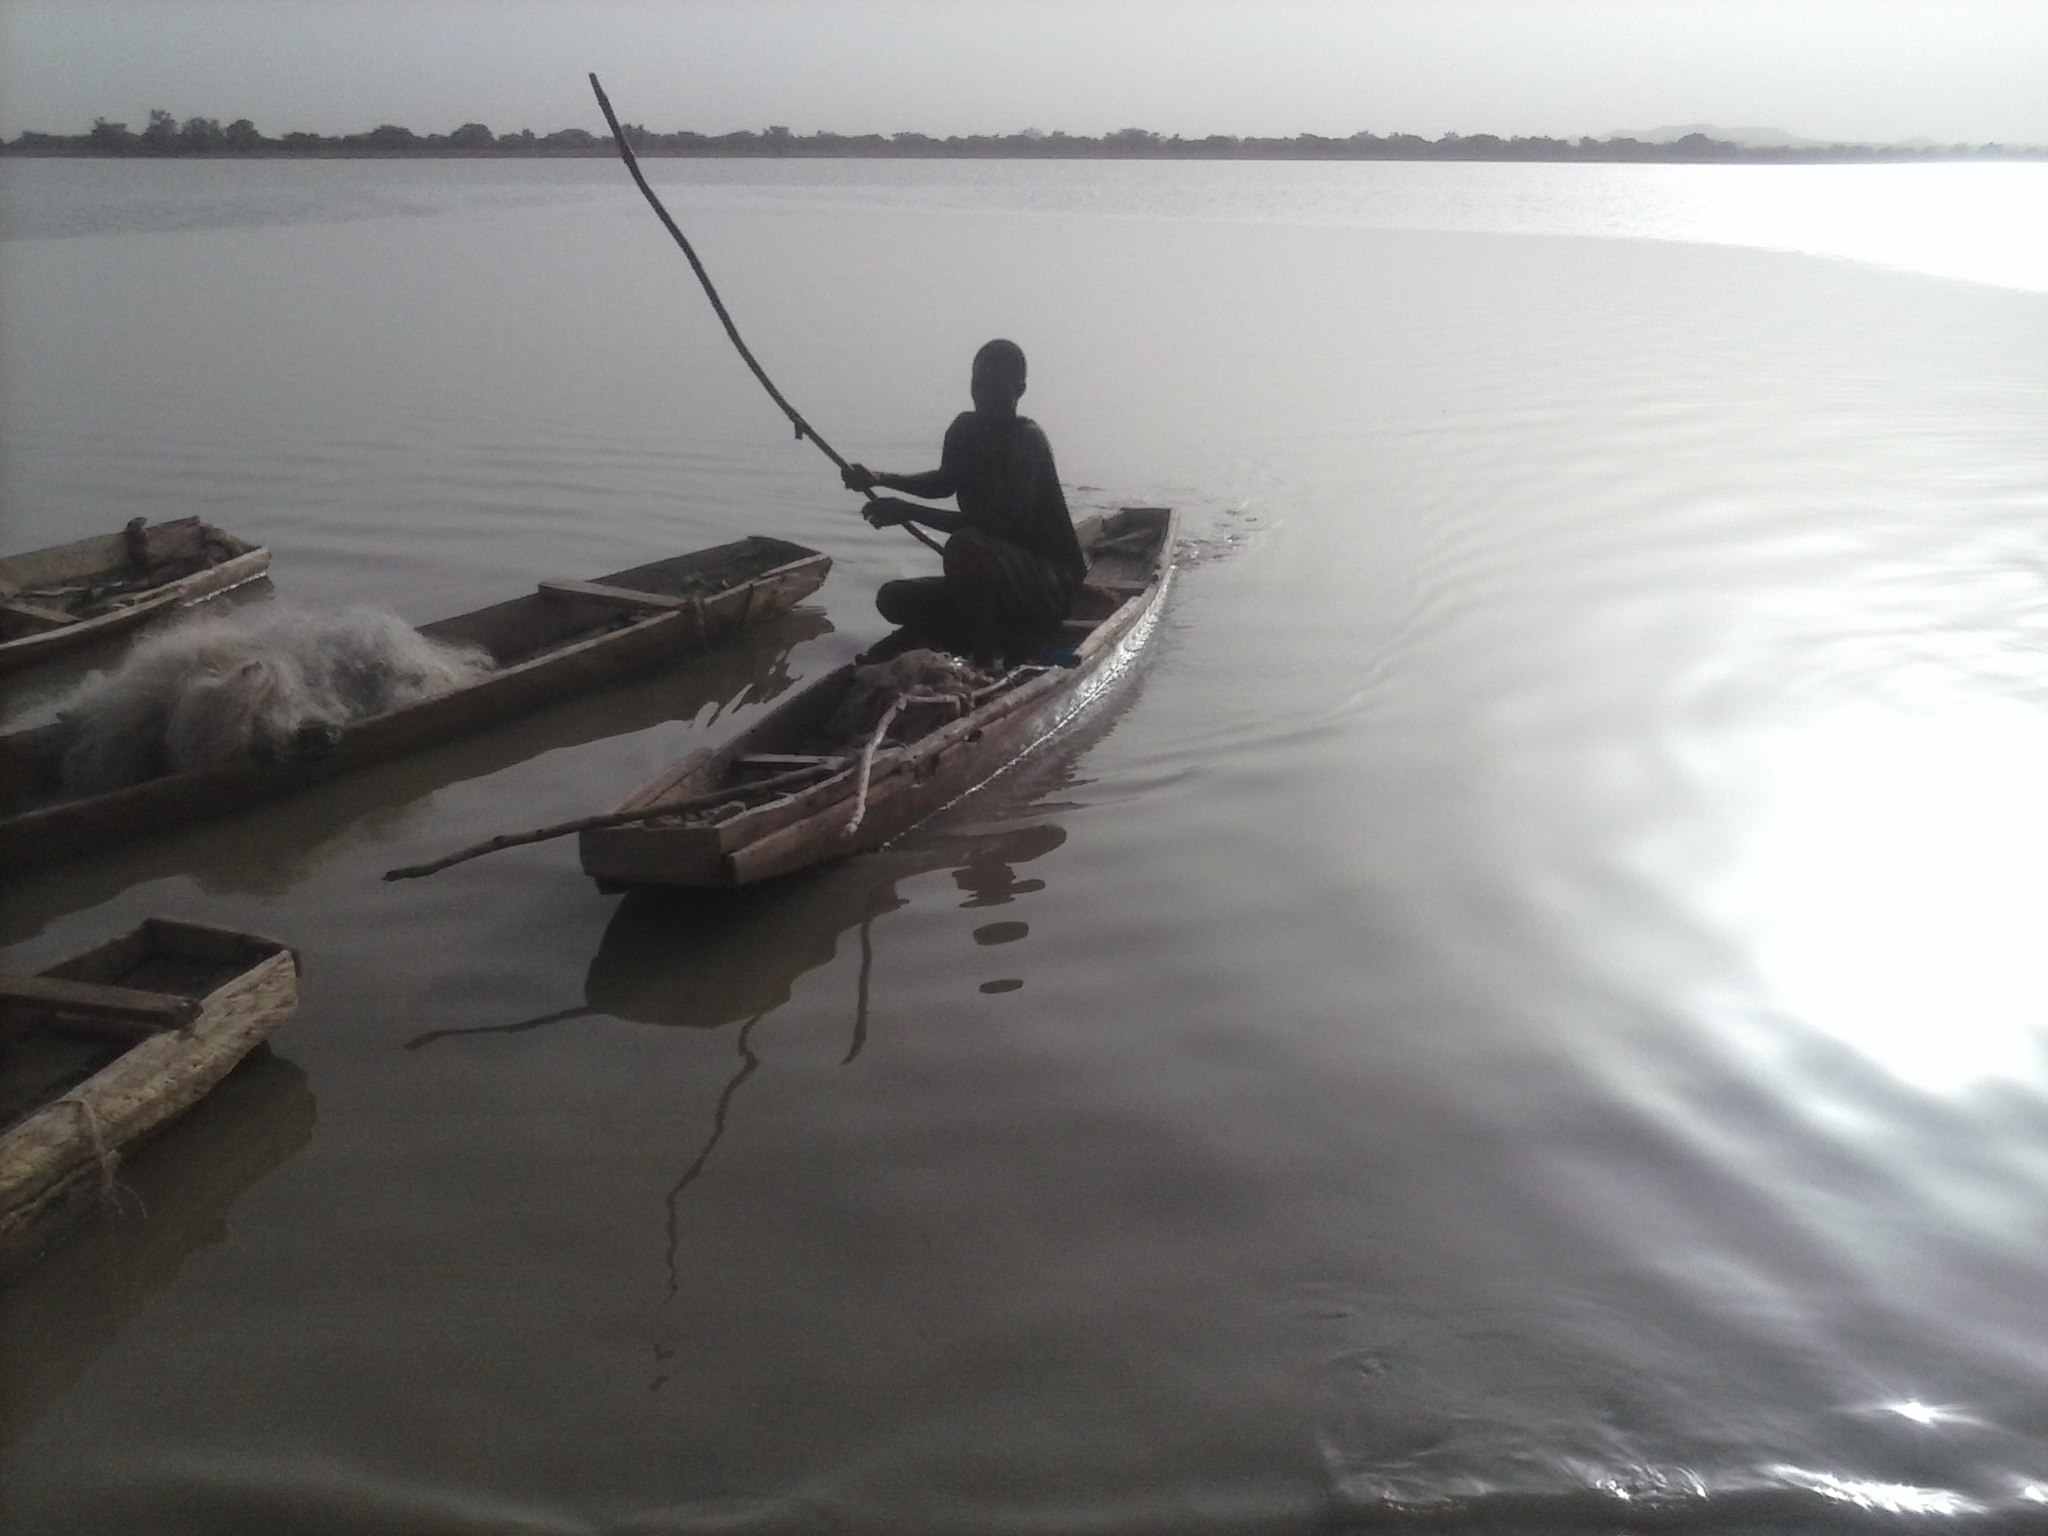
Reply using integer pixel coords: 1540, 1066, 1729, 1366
842, 339, 1086, 665
954, 822, 1065, 906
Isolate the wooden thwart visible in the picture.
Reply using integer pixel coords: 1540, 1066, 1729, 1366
0, 600, 77, 633
537, 579, 698, 612
0, 975, 202, 1025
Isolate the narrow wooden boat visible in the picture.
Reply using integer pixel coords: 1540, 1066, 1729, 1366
0, 518, 272, 676
0, 536, 830, 873
0, 919, 299, 1275
581, 507, 1173, 889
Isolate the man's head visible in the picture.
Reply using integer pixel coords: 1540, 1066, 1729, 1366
971, 338, 1028, 418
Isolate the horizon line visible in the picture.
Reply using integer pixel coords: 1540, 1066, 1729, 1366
8, 115, 2043, 159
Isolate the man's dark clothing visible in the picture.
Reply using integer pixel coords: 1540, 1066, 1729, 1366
938, 411, 1085, 581
872, 412, 1085, 664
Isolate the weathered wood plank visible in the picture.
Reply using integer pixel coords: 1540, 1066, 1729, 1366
0, 976, 201, 1025
538, 580, 696, 612
0, 600, 76, 633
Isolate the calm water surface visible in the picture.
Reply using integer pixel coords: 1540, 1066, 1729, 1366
3, 157, 2048, 1533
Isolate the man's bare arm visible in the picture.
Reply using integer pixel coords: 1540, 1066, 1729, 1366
862, 497, 968, 533
843, 413, 972, 500
842, 463, 958, 499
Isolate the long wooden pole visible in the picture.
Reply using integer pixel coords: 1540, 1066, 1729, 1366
381, 760, 844, 881
589, 73, 944, 555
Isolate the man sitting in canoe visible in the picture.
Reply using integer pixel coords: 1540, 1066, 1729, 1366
842, 339, 1087, 666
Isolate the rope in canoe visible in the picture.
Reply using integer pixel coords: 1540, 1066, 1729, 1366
43, 1095, 144, 1215
842, 659, 1037, 831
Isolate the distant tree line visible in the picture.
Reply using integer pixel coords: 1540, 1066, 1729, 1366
3, 110, 2037, 162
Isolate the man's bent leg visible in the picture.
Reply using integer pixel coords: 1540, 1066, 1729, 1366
873, 575, 974, 657
943, 530, 1076, 664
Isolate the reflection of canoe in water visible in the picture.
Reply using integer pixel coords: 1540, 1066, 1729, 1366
581, 507, 1173, 889
0, 919, 299, 1276
0, 1051, 313, 1447
0, 518, 270, 676
402, 819, 1068, 1053
405, 660, 1143, 1050
586, 820, 1069, 1031
0, 536, 830, 873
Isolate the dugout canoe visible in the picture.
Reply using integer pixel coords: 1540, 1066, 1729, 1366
581, 506, 1173, 889
0, 536, 830, 873
0, 518, 272, 676
0, 919, 299, 1275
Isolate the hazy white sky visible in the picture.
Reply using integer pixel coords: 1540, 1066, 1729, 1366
3, 0, 2045, 145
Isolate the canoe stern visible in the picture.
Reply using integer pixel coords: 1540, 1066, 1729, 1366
0, 921, 300, 1275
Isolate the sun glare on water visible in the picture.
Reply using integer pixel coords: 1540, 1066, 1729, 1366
1672, 162, 2048, 293
1736, 696, 2048, 1094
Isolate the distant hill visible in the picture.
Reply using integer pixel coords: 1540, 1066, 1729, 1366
1606, 124, 1827, 149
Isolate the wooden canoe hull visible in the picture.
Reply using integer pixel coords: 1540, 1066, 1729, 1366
0, 536, 830, 873
581, 508, 1174, 889
0, 919, 299, 1276
0, 519, 271, 676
